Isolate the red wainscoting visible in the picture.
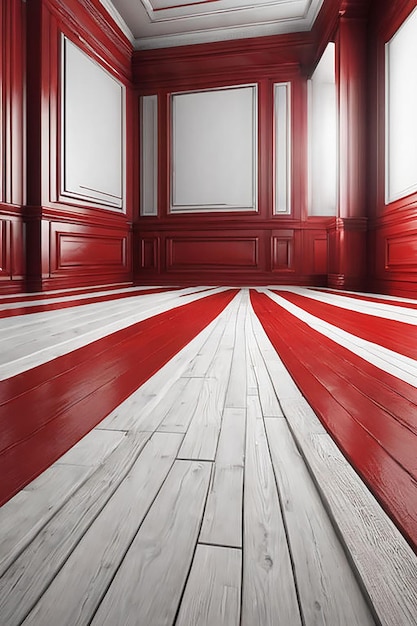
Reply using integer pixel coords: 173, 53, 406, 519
367, 0, 417, 298
22, 0, 134, 292
136, 225, 331, 285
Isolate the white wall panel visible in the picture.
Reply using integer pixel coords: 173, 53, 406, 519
308, 43, 337, 217
140, 95, 158, 216
274, 83, 291, 214
61, 37, 125, 210
171, 85, 257, 212
385, 8, 417, 204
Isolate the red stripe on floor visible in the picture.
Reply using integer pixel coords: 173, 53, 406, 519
250, 290, 417, 553
0, 287, 180, 319
314, 288, 417, 310
0, 289, 238, 506
275, 290, 417, 360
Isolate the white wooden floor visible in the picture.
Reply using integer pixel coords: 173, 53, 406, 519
0, 287, 416, 626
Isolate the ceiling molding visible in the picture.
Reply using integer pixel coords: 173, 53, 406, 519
102, 0, 325, 50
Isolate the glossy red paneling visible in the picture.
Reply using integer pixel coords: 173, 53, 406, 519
23, 0, 134, 292
0, 219, 9, 277
139, 236, 160, 271
271, 230, 294, 272
386, 234, 417, 271
327, 217, 367, 291
251, 289, 417, 552
167, 236, 258, 269
367, 0, 417, 297
0, 289, 238, 505
50, 222, 128, 275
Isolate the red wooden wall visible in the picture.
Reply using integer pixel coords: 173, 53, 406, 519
367, 0, 417, 298
132, 1, 371, 288
1, 0, 134, 294
2, 0, 417, 295
0, 0, 26, 293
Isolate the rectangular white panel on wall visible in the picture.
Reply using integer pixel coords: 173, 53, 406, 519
274, 83, 291, 214
140, 95, 158, 216
308, 42, 337, 217
171, 85, 258, 212
386, 7, 417, 204
61, 37, 125, 210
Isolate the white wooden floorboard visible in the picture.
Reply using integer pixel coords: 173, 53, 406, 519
23, 432, 183, 626
90, 460, 212, 626
241, 394, 301, 626
0, 431, 151, 625
0, 463, 90, 577
224, 290, 247, 408
176, 544, 241, 626
55, 428, 125, 467
199, 407, 246, 548
246, 315, 284, 417
265, 418, 375, 626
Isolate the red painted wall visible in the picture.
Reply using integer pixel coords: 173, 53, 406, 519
5, 0, 414, 294
132, 1, 373, 288
367, 0, 417, 297
0, 0, 26, 293
0, 0, 135, 294
132, 34, 335, 286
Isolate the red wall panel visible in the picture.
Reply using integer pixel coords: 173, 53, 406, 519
167, 236, 258, 270
0, 1, 26, 292
50, 223, 128, 275
271, 230, 294, 272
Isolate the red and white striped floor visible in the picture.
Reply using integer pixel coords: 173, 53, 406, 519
0, 285, 416, 625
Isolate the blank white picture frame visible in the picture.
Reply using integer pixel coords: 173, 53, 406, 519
170, 85, 258, 213
61, 36, 125, 210
385, 7, 417, 204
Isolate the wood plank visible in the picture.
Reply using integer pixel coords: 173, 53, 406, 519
246, 314, 284, 417
182, 295, 240, 378
241, 395, 301, 626
224, 292, 247, 408
305, 433, 417, 626
176, 544, 241, 626
265, 289, 417, 385
91, 460, 212, 626
265, 418, 375, 626
98, 303, 233, 432
177, 377, 223, 460
158, 377, 206, 433
23, 433, 183, 626
250, 314, 417, 626
0, 288, 229, 380
0, 431, 151, 626
250, 290, 417, 547
199, 407, 246, 548
0, 463, 89, 577
55, 428, 125, 466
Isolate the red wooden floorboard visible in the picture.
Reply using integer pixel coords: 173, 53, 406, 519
0, 289, 238, 506
0, 287, 180, 319
275, 290, 417, 360
250, 290, 417, 553
314, 288, 417, 310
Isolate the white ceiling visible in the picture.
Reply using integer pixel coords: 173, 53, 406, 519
100, 0, 325, 50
